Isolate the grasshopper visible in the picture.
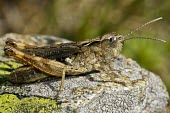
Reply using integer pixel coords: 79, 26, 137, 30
4, 17, 166, 100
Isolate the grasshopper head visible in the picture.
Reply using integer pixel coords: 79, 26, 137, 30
100, 33, 124, 58
98, 17, 166, 60
101, 33, 124, 47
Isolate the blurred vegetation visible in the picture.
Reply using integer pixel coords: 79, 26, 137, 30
0, 0, 169, 93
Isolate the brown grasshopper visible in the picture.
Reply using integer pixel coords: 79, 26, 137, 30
4, 17, 166, 100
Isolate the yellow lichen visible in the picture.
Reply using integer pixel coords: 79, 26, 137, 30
0, 94, 59, 113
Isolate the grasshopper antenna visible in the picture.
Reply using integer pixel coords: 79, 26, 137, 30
124, 17, 163, 38
124, 36, 166, 42
123, 17, 166, 42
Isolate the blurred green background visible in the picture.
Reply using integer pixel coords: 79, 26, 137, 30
0, 0, 169, 93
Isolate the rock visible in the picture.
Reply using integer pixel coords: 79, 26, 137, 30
0, 33, 169, 113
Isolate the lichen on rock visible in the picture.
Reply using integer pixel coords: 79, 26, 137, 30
0, 94, 59, 113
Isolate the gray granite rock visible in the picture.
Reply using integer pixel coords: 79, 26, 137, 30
0, 33, 169, 113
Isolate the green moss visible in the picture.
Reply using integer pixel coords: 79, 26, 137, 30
0, 94, 59, 113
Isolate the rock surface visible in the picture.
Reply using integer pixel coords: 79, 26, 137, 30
0, 33, 169, 113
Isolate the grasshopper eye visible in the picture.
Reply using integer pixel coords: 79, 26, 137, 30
109, 36, 116, 42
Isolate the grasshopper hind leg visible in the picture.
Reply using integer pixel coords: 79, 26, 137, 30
8, 66, 65, 100
4, 45, 67, 100
8, 66, 66, 101
7, 66, 50, 84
